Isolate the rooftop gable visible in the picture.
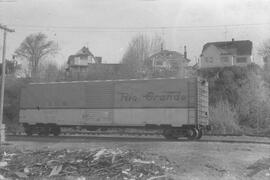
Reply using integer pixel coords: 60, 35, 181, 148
76, 46, 94, 57
202, 40, 252, 56
67, 47, 95, 64
149, 50, 190, 62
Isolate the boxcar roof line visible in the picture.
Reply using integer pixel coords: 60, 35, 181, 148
29, 77, 184, 85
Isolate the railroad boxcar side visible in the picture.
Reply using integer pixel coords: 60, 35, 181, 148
19, 78, 210, 139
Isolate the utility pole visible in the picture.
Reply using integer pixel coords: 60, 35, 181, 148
0, 24, 15, 145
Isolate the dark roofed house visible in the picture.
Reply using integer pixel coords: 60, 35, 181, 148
67, 46, 95, 67
200, 39, 253, 68
66, 47, 132, 80
145, 46, 190, 78
66, 46, 101, 79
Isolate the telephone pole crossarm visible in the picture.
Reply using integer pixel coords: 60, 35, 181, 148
0, 24, 15, 32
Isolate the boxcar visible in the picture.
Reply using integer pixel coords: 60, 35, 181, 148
19, 78, 210, 139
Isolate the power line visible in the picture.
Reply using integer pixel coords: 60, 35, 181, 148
7, 22, 270, 32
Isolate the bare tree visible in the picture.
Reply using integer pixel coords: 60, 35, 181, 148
258, 39, 270, 57
258, 39, 270, 75
57, 64, 68, 81
15, 33, 58, 80
40, 61, 59, 82
121, 34, 164, 78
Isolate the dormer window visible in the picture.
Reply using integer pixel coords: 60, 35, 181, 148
155, 60, 163, 66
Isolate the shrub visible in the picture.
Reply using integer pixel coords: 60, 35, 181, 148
209, 101, 241, 134
199, 65, 270, 135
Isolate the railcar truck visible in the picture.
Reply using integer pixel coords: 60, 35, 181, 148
19, 78, 210, 140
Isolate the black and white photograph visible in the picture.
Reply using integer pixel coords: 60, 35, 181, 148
0, 0, 270, 179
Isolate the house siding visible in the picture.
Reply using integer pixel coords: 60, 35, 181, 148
200, 45, 233, 68
233, 56, 252, 66
200, 44, 252, 68
147, 50, 190, 78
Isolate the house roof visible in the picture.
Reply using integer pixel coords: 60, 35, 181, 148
148, 50, 191, 62
202, 40, 252, 56
76, 46, 94, 57
67, 47, 95, 64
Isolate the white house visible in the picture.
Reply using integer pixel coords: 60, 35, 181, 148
199, 39, 253, 68
67, 47, 96, 67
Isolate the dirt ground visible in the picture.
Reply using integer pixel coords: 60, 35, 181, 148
2, 136, 270, 180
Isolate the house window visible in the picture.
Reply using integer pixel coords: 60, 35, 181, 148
221, 56, 229, 63
80, 56, 88, 60
204, 57, 214, 63
155, 60, 163, 66
70, 59, 75, 65
236, 57, 247, 63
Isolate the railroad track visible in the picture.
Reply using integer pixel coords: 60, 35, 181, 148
6, 133, 270, 145
7, 130, 163, 137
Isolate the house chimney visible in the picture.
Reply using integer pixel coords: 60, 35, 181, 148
184, 45, 187, 59
95, 56, 102, 64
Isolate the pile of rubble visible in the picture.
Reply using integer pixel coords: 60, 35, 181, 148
0, 148, 175, 179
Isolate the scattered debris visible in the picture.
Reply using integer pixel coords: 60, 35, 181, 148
92, 148, 106, 162
133, 159, 155, 164
23, 167, 30, 174
49, 165, 62, 177
0, 148, 175, 179
205, 163, 227, 174
0, 174, 6, 180
0, 162, 7, 168
14, 171, 28, 178
147, 175, 169, 180
247, 157, 270, 177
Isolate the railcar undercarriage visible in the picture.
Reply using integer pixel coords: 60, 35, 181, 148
23, 123, 210, 140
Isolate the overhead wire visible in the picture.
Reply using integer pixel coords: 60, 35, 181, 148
7, 22, 270, 33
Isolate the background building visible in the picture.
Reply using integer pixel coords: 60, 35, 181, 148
145, 46, 190, 78
66, 47, 131, 80
200, 39, 253, 69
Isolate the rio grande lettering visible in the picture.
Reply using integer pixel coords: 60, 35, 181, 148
119, 91, 186, 102
119, 93, 137, 102
143, 91, 186, 101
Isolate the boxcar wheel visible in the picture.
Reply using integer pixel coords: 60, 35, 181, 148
163, 129, 178, 140
25, 129, 33, 136
51, 126, 61, 136
24, 125, 33, 136
38, 126, 49, 136
196, 129, 203, 140
186, 128, 198, 140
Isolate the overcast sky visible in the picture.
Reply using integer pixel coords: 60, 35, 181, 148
0, 0, 270, 66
